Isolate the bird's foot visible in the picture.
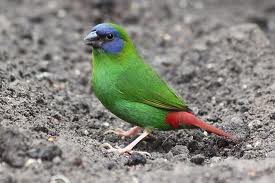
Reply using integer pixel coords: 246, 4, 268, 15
104, 126, 141, 137
101, 143, 151, 157
101, 129, 151, 156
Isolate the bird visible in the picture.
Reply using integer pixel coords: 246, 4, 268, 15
84, 23, 232, 154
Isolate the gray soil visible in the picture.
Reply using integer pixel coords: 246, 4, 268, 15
1, 0, 275, 182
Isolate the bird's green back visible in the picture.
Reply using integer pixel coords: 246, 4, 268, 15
115, 56, 187, 111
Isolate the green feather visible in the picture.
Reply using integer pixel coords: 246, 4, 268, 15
115, 57, 186, 110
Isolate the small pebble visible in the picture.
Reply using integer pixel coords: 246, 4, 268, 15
103, 122, 110, 127
82, 130, 89, 136
48, 136, 55, 142
24, 159, 40, 167
190, 154, 205, 165
53, 156, 62, 164
270, 112, 275, 120
246, 144, 253, 150
106, 162, 116, 170
254, 141, 261, 148
169, 145, 189, 156
50, 175, 71, 183
72, 157, 83, 167
125, 153, 146, 166
188, 141, 200, 153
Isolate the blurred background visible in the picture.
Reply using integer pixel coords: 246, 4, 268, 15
1, 0, 275, 183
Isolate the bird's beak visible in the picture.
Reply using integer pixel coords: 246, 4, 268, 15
84, 31, 102, 47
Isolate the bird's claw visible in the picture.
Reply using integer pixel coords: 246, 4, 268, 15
101, 142, 132, 154
101, 143, 151, 157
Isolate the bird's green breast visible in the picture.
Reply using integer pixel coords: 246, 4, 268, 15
92, 51, 122, 108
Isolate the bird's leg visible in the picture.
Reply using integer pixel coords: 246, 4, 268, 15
104, 126, 141, 137
118, 129, 150, 153
102, 129, 151, 156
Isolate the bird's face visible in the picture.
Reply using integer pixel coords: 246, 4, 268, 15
84, 23, 124, 54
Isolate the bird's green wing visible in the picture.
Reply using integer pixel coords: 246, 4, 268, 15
115, 60, 187, 111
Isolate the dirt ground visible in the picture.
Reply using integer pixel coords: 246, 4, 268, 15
1, 0, 275, 182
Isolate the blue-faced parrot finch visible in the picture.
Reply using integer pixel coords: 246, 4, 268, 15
84, 23, 232, 154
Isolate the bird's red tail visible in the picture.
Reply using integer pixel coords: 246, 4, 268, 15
166, 111, 232, 139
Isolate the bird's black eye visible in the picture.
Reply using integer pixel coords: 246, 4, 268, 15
106, 33, 114, 40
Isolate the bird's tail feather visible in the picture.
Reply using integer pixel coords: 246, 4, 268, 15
166, 111, 232, 139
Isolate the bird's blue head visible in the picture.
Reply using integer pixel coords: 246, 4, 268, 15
84, 23, 126, 54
